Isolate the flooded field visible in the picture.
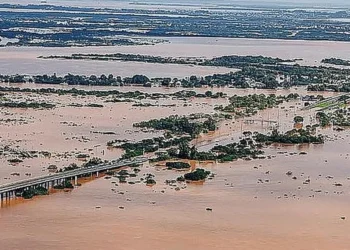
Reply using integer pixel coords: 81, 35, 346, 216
0, 85, 228, 184
1, 129, 350, 250
3, 37, 350, 77
5, 0, 350, 9
1, 9, 350, 246
1, 0, 206, 9
0, 44, 232, 78
1, 80, 350, 249
0, 82, 331, 183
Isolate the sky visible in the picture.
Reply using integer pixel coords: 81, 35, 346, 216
138, 0, 350, 8
1, 0, 349, 8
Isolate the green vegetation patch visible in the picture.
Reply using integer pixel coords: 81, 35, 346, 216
166, 162, 191, 170
182, 168, 211, 181
22, 186, 48, 199
254, 129, 324, 144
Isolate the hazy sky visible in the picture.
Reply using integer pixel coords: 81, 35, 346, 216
141, 0, 350, 8
2, 0, 350, 8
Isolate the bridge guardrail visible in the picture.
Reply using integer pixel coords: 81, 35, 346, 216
0, 157, 148, 193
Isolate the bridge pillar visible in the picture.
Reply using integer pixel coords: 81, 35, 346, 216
74, 176, 78, 186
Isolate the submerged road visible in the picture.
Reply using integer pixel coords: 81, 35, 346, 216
0, 157, 148, 201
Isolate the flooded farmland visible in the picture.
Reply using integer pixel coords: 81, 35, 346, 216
1, 131, 350, 250
3, 36, 350, 77
1, 80, 350, 249
1, 2, 350, 248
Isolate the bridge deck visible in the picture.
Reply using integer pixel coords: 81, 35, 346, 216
244, 119, 277, 123
0, 157, 147, 195
302, 94, 350, 110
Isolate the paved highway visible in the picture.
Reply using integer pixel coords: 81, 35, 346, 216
302, 94, 350, 110
0, 157, 148, 195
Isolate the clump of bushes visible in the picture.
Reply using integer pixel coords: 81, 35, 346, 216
166, 162, 191, 170
22, 186, 48, 199
178, 168, 211, 182
53, 180, 74, 189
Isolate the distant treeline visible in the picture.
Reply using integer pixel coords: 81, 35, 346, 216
322, 58, 350, 66
3, 4, 350, 47
3, 54, 350, 90
40, 54, 297, 68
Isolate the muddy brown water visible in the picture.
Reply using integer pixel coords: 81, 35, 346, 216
1, 136, 350, 250
3, 37, 350, 77
0, 82, 350, 249
2, 3, 350, 248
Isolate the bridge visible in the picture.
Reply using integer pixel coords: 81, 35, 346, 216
302, 94, 350, 111
0, 157, 148, 203
244, 119, 277, 124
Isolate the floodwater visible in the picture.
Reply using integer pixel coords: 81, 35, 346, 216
0, 82, 340, 185
0, 0, 266, 10
1, 129, 350, 250
0, 86, 223, 184
2, 37, 350, 77
5, 0, 350, 9
1, 82, 350, 249
0, 0, 205, 10
0, 44, 232, 78
1, 23, 350, 248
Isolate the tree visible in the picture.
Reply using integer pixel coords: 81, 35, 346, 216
178, 141, 190, 159
293, 116, 304, 123
190, 146, 197, 159
161, 78, 171, 86
116, 76, 122, 84
205, 90, 213, 97
184, 168, 211, 181
203, 117, 217, 131
131, 75, 149, 85
339, 95, 350, 103
189, 75, 198, 82
167, 148, 178, 158
243, 131, 252, 137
